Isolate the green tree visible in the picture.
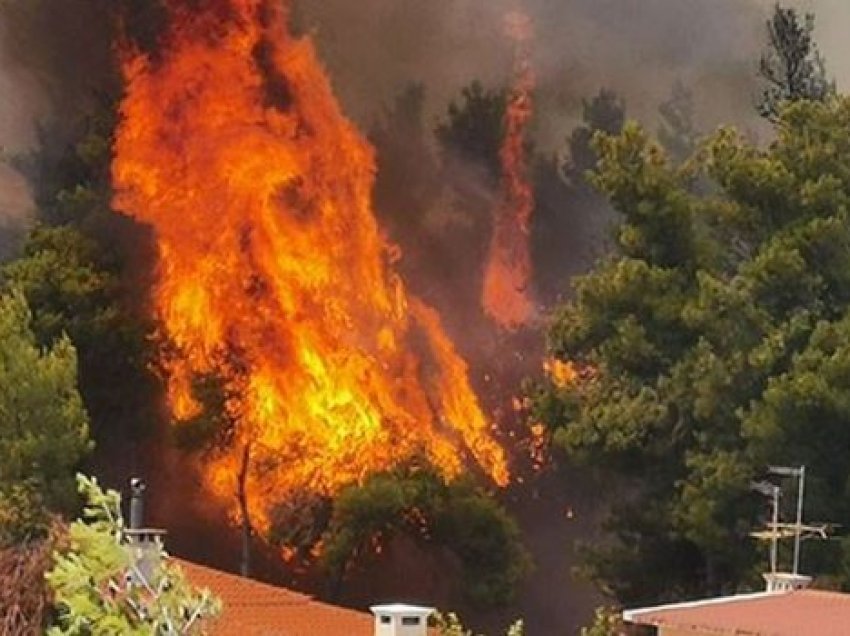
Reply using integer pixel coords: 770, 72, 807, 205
579, 606, 622, 636
758, 4, 834, 121
0, 290, 91, 544
534, 97, 850, 605
47, 474, 220, 634
1, 225, 157, 446
318, 470, 530, 606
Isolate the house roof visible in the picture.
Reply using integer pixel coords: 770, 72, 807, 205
174, 558, 374, 636
623, 589, 850, 635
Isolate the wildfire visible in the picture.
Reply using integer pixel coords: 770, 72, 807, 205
544, 358, 578, 388
112, 0, 508, 534
482, 10, 536, 330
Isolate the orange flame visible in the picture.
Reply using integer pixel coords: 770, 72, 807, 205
112, 0, 508, 534
543, 358, 578, 389
482, 10, 536, 331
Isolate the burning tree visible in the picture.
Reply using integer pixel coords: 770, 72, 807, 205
111, 0, 508, 544
482, 10, 537, 331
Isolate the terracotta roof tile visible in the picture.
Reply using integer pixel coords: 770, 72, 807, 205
625, 589, 850, 635
174, 558, 373, 636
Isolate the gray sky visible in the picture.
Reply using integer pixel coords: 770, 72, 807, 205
810, 0, 850, 89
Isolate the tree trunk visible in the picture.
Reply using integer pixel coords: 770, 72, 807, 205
237, 442, 252, 578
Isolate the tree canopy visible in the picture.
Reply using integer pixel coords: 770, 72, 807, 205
319, 469, 530, 607
534, 96, 850, 604
758, 4, 834, 121
0, 289, 91, 544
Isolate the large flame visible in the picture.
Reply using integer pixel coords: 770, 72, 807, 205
482, 10, 536, 330
112, 0, 508, 533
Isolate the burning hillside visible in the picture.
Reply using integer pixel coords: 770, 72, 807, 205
112, 0, 508, 534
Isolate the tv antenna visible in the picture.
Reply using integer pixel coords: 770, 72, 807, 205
750, 465, 837, 580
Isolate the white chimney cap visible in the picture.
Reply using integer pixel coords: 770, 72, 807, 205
371, 604, 435, 636
763, 572, 813, 592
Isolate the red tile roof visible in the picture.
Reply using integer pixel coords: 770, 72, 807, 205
624, 589, 850, 635
174, 558, 374, 636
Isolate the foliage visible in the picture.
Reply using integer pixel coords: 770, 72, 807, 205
319, 469, 530, 606
1, 224, 156, 445
535, 97, 850, 604
758, 4, 833, 121
436, 81, 508, 180
0, 290, 91, 544
0, 525, 61, 633
3, 225, 120, 346
579, 606, 622, 636
433, 612, 524, 636
47, 474, 220, 635
566, 89, 626, 179
2, 0, 161, 454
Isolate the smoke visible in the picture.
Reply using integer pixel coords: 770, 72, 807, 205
0, 0, 125, 258
0, 17, 46, 253
294, 0, 769, 147
1, 0, 843, 630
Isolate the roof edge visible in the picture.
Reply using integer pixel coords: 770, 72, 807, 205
623, 590, 784, 624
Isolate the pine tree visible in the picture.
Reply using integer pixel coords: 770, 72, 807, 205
758, 4, 834, 121
0, 290, 91, 544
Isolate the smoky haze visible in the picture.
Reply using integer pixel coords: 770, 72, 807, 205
289, 2, 784, 631
294, 0, 770, 147
0, 0, 118, 256
0, 0, 845, 632
0, 18, 44, 250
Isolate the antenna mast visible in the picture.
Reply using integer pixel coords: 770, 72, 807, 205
750, 465, 835, 590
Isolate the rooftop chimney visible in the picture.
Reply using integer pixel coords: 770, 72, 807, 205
763, 572, 812, 593
124, 477, 167, 584
129, 477, 146, 530
371, 604, 434, 636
